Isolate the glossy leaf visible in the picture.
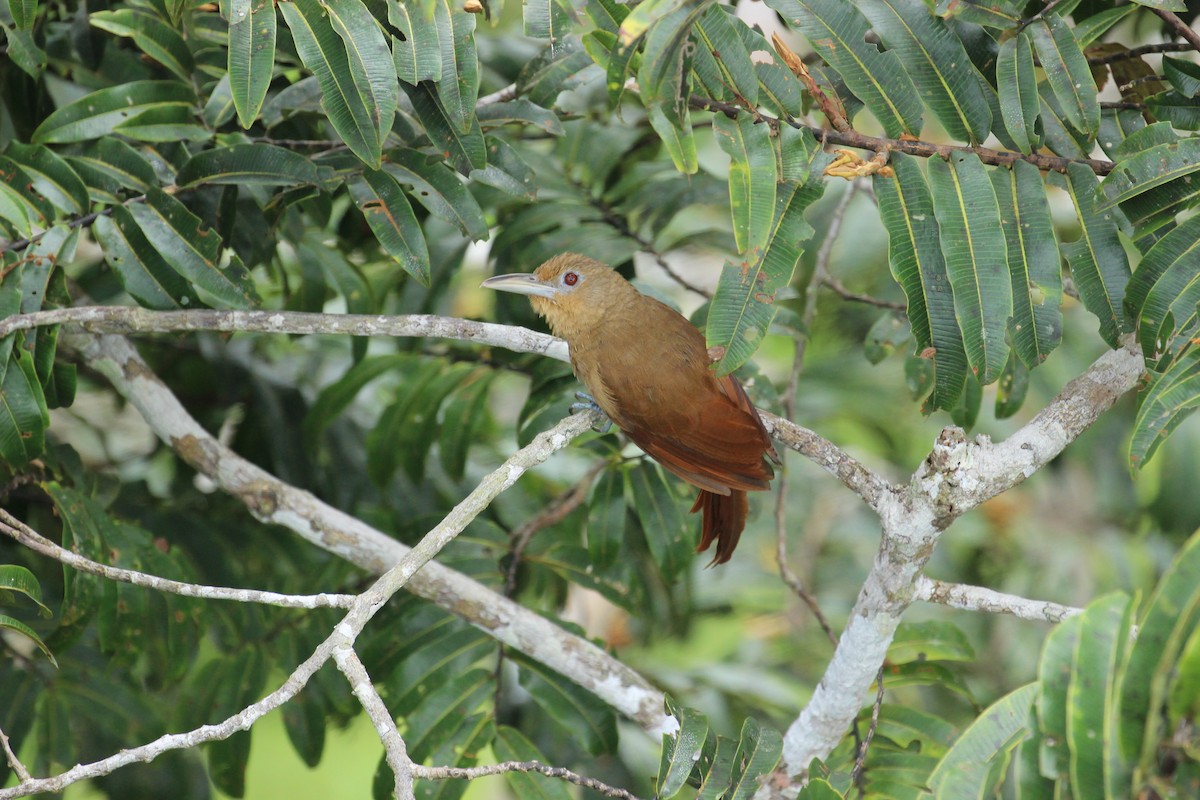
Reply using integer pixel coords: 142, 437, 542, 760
658, 699, 709, 797
280, 0, 397, 169
1029, 13, 1099, 138
727, 717, 783, 800
1068, 592, 1132, 800
90, 9, 194, 81
127, 188, 259, 309
1118, 528, 1200, 767
432, 0, 479, 132
228, 0, 277, 127
4, 142, 89, 216
858, 0, 991, 143
695, 733, 737, 799
709, 146, 825, 376
66, 138, 156, 195
0, 564, 51, 617
765, 0, 923, 137
874, 153, 967, 411
1059, 164, 1131, 348
0, 614, 56, 666
992, 159, 1062, 368
384, 149, 488, 241
929, 683, 1039, 798
928, 153, 1011, 384
996, 31, 1039, 153
348, 168, 431, 284
1163, 56, 1200, 98
628, 460, 691, 581
32, 81, 197, 144
1125, 214, 1200, 361
1130, 347, 1200, 469
177, 143, 323, 187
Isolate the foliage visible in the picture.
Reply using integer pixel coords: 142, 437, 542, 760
1, 0, 1200, 798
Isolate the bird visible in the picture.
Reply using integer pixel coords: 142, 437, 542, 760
482, 253, 778, 565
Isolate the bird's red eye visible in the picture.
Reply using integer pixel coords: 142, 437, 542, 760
563, 271, 579, 286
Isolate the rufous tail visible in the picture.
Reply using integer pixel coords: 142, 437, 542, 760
691, 489, 749, 566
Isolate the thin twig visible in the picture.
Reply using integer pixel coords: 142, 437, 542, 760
0, 725, 31, 783
688, 95, 1116, 176
413, 761, 642, 800
819, 275, 905, 311
1151, 8, 1200, 54
0, 509, 355, 609
850, 668, 885, 795
333, 647, 415, 800
1088, 41, 1191, 66
914, 575, 1083, 623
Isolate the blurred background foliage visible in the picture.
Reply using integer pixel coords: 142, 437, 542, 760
1, 0, 1200, 797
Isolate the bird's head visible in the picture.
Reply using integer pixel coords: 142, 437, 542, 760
481, 253, 635, 338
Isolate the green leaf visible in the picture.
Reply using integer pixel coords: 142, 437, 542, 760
431, 0, 479, 133
32, 81, 197, 144
1029, 13, 1099, 138
90, 8, 194, 81
1068, 592, 1132, 800
996, 31, 1039, 153
1125, 213, 1200, 361
93, 206, 200, 310
228, 0, 277, 127
1145, 90, 1200, 131
1130, 346, 1200, 469
66, 138, 156, 195
727, 717, 783, 800
387, 0, 441, 84
887, 620, 975, 664
658, 699, 709, 797
523, 0, 570, 42
709, 140, 824, 375
628, 460, 691, 581
494, 727, 573, 800
586, 466, 626, 569
929, 682, 1039, 798
515, 654, 618, 756
348, 168, 432, 284
713, 113, 777, 257
0, 564, 52, 617
1118, 529, 1200, 767
280, 0, 397, 168
0, 614, 57, 667
858, 0, 991, 143
403, 668, 492, 761
874, 153, 967, 411
928, 153, 1011, 384
404, 80, 487, 173
176, 143, 324, 187
367, 361, 472, 485
0, 183, 32, 237
764, 0, 923, 137
383, 149, 488, 241
1037, 614, 1082, 780
994, 352, 1029, 419
873, 705, 958, 758
303, 354, 411, 445
438, 372, 492, 481
1096, 139, 1200, 218
8, 0, 36, 30
618, 0, 690, 46
471, 135, 536, 200
695, 732, 737, 799
1058, 163, 1131, 348
637, 2, 714, 126
933, 0, 1020, 27
796, 779, 846, 799
476, 99, 563, 136
992, 159, 1062, 368
125, 189, 260, 309
694, 6, 758, 106
647, 103, 698, 175
1163, 55, 1200, 98
4, 142, 90, 216
0, 347, 48, 466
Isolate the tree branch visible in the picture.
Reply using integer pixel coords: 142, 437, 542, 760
774, 338, 1145, 782
1151, 7, 1200, 54
68, 331, 673, 735
0, 406, 601, 799
0, 509, 355, 609
913, 576, 1083, 623
333, 646, 415, 799
412, 761, 643, 799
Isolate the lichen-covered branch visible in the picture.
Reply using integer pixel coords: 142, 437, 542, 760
914, 576, 1083, 623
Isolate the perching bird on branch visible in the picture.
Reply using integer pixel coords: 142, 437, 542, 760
482, 253, 778, 564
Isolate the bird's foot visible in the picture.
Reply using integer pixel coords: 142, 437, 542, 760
569, 392, 613, 433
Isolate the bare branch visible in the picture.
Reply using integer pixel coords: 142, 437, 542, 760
0, 307, 569, 363
776, 338, 1146, 780
914, 576, 1083, 623
70, 331, 672, 734
333, 647, 415, 799
0, 509, 355, 609
0, 406, 597, 799
413, 760, 643, 800
1150, 7, 1200, 54
0, 725, 31, 783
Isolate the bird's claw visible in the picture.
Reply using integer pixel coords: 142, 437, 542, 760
569, 392, 613, 433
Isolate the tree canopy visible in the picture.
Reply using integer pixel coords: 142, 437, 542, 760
3, 0, 1200, 798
